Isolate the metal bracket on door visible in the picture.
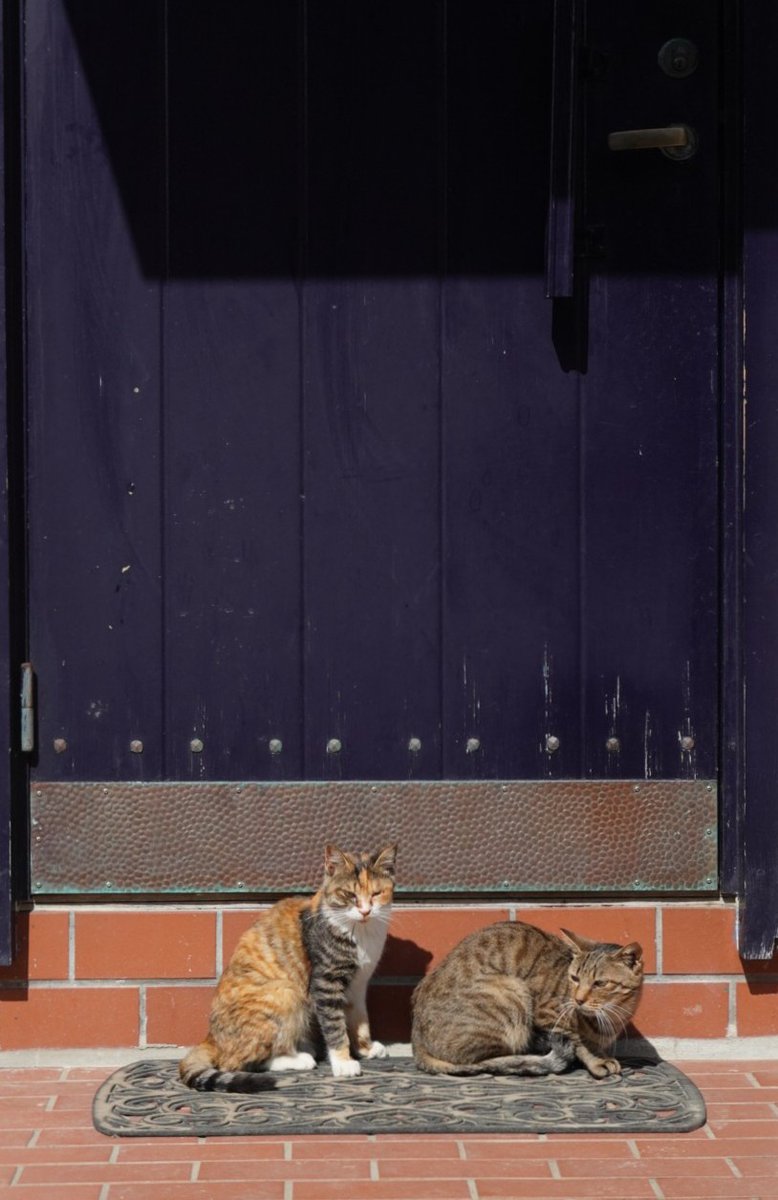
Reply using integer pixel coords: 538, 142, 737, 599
20, 663, 34, 753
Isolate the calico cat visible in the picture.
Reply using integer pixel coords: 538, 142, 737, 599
411, 921, 643, 1079
179, 842, 397, 1092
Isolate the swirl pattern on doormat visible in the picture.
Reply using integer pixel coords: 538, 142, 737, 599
93, 1056, 706, 1137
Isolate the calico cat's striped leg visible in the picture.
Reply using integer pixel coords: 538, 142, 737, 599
310, 965, 362, 1077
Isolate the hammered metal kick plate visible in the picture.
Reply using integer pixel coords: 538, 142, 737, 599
30, 779, 717, 896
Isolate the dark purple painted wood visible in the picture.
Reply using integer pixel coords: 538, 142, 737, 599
303, 2, 442, 780
162, 2, 304, 780
546, 0, 580, 299
26, 1, 165, 781
443, 3, 580, 780
0, 0, 13, 962
18, 0, 735, 900
739, 0, 778, 958
581, 1, 720, 784
718, 0, 743, 896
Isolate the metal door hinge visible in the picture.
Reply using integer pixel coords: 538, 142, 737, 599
20, 662, 34, 753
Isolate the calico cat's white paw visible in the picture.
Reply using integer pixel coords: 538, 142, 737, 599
330, 1053, 362, 1078
268, 1052, 317, 1072
364, 1040, 388, 1059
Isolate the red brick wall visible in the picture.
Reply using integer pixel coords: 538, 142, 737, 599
0, 902, 775, 1050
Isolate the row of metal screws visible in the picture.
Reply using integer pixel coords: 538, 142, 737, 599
50, 733, 697, 755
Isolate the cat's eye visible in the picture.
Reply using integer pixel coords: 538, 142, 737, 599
371, 890, 382, 899
570, 973, 579, 983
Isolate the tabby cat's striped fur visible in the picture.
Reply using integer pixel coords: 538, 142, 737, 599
179, 843, 396, 1092
411, 921, 643, 1079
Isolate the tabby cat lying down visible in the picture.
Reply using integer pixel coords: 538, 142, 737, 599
180, 843, 396, 1092
412, 920, 643, 1079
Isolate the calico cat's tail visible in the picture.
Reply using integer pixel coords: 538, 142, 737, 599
179, 1042, 277, 1092
413, 1045, 570, 1077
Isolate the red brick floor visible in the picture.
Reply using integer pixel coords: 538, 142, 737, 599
0, 1061, 777, 1199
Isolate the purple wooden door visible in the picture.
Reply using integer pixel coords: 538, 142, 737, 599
23, 1, 723, 897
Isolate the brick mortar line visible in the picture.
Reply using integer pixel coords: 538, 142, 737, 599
4, 971, 776, 987
728, 979, 738, 1037
138, 985, 148, 1049
33, 900, 730, 912
215, 909, 223, 976
68, 910, 76, 982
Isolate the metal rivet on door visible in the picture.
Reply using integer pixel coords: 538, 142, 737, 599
129, 739, 143, 754
53, 738, 68, 754
465, 737, 481, 754
680, 735, 695, 751
326, 738, 342, 754
269, 738, 283, 755
190, 738, 204, 753
545, 735, 560, 753
606, 737, 620, 753
408, 737, 422, 753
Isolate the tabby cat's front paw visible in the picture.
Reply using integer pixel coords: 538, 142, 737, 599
330, 1053, 362, 1079
589, 1057, 622, 1078
364, 1040, 388, 1059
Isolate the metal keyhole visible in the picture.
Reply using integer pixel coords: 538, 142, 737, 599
658, 38, 699, 79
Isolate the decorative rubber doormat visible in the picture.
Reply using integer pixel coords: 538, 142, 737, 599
93, 1056, 706, 1137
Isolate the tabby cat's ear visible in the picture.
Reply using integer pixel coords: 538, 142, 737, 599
617, 942, 643, 970
324, 844, 353, 876
559, 929, 599, 953
372, 844, 398, 876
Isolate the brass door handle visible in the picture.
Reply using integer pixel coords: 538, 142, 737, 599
607, 125, 696, 159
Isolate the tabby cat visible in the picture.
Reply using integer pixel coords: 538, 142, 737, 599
180, 843, 397, 1092
411, 921, 643, 1079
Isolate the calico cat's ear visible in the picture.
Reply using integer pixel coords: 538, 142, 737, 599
617, 942, 643, 970
324, 844, 354, 876
372, 843, 398, 876
559, 929, 599, 953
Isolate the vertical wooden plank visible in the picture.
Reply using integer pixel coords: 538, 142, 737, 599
163, 1, 303, 780
740, 0, 778, 957
718, 0, 743, 894
25, 0, 164, 782
0, 0, 14, 961
303, 1, 442, 781
580, 0, 719, 782
443, 1, 581, 780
